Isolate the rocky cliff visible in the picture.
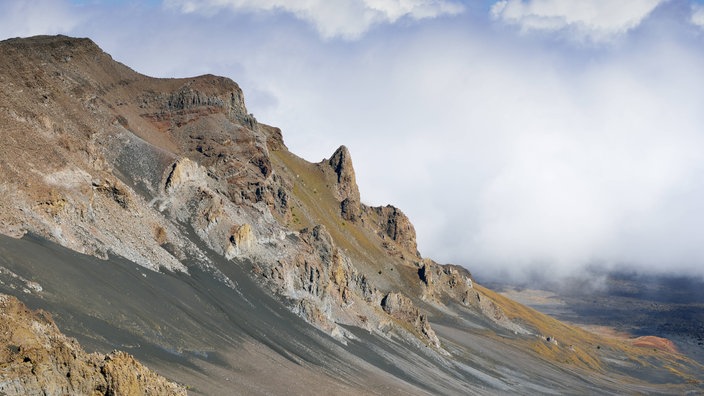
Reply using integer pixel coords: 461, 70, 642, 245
0, 34, 481, 350
0, 294, 185, 395
0, 35, 701, 395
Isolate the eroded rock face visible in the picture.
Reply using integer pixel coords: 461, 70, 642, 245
420, 259, 476, 306
164, 157, 201, 192
0, 294, 185, 396
261, 124, 286, 152
327, 146, 359, 202
381, 292, 441, 348
325, 146, 362, 222
165, 79, 254, 128
249, 222, 442, 345
153, 79, 291, 219
365, 205, 420, 259
273, 225, 354, 337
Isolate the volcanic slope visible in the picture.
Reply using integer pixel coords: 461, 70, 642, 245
0, 35, 702, 394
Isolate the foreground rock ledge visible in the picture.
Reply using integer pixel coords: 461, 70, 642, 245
0, 294, 186, 396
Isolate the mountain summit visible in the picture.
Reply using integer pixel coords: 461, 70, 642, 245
0, 35, 701, 395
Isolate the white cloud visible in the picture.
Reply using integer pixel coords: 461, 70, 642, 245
491, 0, 665, 42
692, 4, 704, 27
164, 0, 465, 39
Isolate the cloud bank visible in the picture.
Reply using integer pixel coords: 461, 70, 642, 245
164, 0, 465, 39
491, 0, 665, 42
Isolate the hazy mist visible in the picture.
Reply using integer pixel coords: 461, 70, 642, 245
3, 0, 704, 282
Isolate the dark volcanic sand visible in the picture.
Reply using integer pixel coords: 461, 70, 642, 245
1, 234, 702, 395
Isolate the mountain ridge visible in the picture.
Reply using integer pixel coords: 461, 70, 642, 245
0, 34, 702, 394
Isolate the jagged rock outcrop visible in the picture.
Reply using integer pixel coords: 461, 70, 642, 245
381, 292, 441, 348
365, 205, 420, 259
164, 157, 201, 192
416, 259, 529, 334
325, 146, 362, 222
250, 224, 355, 339
261, 124, 286, 152
251, 222, 445, 345
149, 77, 292, 219
419, 259, 476, 305
165, 79, 256, 128
228, 223, 254, 253
92, 178, 131, 209
0, 294, 185, 396
327, 146, 359, 202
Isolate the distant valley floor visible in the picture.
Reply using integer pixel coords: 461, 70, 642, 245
489, 271, 704, 366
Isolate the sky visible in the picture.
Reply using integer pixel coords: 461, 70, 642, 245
2, 0, 704, 282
